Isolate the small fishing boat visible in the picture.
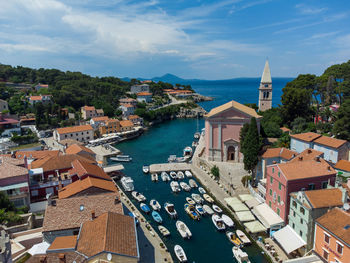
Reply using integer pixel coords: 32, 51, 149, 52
174, 245, 188, 263
191, 193, 203, 204
189, 179, 198, 188
120, 176, 134, 192
195, 204, 205, 216
158, 225, 170, 237
110, 155, 132, 162
212, 214, 226, 231
198, 187, 206, 194
232, 246, 251, 263
169, 171, 177, 180
184, 170, 192, 178
212, 204, 223, 214
194, 132, 200, 139
185, 197, 196, 205
236, 230, 251, 245
176, 220, 192, 239
164, 202, 177, 219
151, 210, 163, 224
150, 199, 161, 211
140, 203, 151, 214
221, 214, 234, 228
151, 173, 158, 182
142, 165, 149, 173
203, 204, 214, 215
170, 181, 181, 193
132, 191, 146, 202
177, 171, 185, 180
226, 232, 243, 247
203, 194, 214, 203
161, 172, 170, 182
184, 203, 200, 220
183, 146, 193, 158
180, 182, 191, 192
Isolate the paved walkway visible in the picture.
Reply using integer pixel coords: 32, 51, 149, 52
150, 163, 191, 173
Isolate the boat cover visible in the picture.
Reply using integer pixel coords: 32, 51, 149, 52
245, 198, 260, 209
272, 225, 306, 254
252, 203, 284, 229
230, 203, 249, 212
224, 197, 241, 206
235, 211, 255, 222
238, 194, 254, 202
244, 220, 267, 233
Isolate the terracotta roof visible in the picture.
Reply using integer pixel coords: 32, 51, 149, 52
304, 188, 344, 208
280, 148, 298, 160
82, 106, 95, 111
290, 132, 321, 142
96, 109, 104, 114
280, 127, 290, 132
106, 119, 119, 124
56, 125, 93, 135
316, 208, 350, 245
36, 84, 48, 87
314, 136, 347, 149
262, 148, 297, 160
121, 104, 135, 108
205, 100, 261, 118
26, 252, 85, 263
137, 92, 152, 96
65, 144, 95, 155
335, 160, 350, 172
120, 98, 136, 102
0, 158, 27, 180
128, 115, 140, 120
290, 148, 324, 163
0, 156, 24, 166
91, 116, 109, 122
47, 235, 77, 251
29, 96, 42, 101
120, 120, 134, 127
58, 177, 117, 199
76, 212, 138, 258
43, 193, 122, 232
15, 150, 60, 160
70, 159, 111, 181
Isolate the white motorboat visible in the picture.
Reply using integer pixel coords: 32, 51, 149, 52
221, 214, 234, 228
203, 204, 214, 215
158, 225, 170, 237
191, 193, 203, 204
195, 204, 205, 216
177, 171, 185, 180
150, 199, 161, 211
120, 177, 134, 192
185, 197, 196, 205
226, 231, 243, 247
110, 155, 132, 162
170, 181, 181, 193
151, 173, 158, 182
184, 170, 192, 178
176, 220, 192, 239
161, 172, 170, 182
232, 247, 251, 263
169, 171, 177, 180
180, 182, 191, 192
236, 230, 251, 245
142, 165, 149, 173
174, 245, 188, 263
198, 187, 206, 194
203, 194, 214, 203
212, 214, 226, 231
189, 179, 198, 188
212, 204, 223, 213
164, 202, 177, 219
183, 146, 193, 158
131, 191, 146, 202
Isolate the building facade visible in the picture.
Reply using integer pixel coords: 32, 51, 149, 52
99, 119, 120, 135
258, 60, 272, 111
0, 99, 8, 112
80, 106, 104, 119
120, 120, 134, 132
53, 125, 94, 142
119, 104, 135, 118
130, 84, 149, 94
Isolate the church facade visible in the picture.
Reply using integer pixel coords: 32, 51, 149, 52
258, 60, 272, 111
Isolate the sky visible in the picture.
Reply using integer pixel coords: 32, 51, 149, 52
0, 0, 349, 80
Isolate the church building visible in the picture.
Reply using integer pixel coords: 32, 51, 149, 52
204, 100, 262, 162
258, 60, 272, 111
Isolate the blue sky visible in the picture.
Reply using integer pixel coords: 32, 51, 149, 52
0, 0, 349, 79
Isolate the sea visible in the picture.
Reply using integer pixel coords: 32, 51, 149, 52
114, 78, 293, 263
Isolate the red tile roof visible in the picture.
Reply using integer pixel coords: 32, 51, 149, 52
128, 115, 140, 120
47, 236, 77, 251
91, 116, 109, 122
26, 252, 85, 263
0, 157, 28, 180
304, 188, 344, 208
121, 104, 135, 108
290, 148, 324, 163
15, 150, 60, 160
137, 92, 152, 96
29, 96, 43, 101
290, 132, 322, 142
70, 159, 111, 181
120, 120, 134, 127
335, 160, 350, 172
314, 136, 347, 149
262, 148, 297, 160
82, 106, 95, 111
65, 144, 95, 155
280, 127, 291, 132
56, 125, 93, 135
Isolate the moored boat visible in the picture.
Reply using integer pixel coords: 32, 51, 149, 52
170, 181, 181, 193
169, 171, 177, 180
232, 246, 251, 263
221, 214, 234, 228
161, 172, 170, 182
226, 231, 243, 247
174, 245, 188, 263
185, 197, 196, 205
180, 182, 191, 192
194, 132, 200, 139
203, 204, 214, 215
120, 176, 134, 192
140, 203, 151, 214
198, 187, 206, 194
110, 155, 132, 162
158, 225, 170, 237
142, 165, 149, 173
195, 204, 205, 216
189, 179, 198, 188
212, 214, 226, 231
203, 194, 214, 203
183, 146, 193, 158
150, 199, 161, 211
236, 230, 251, 245
212, 204, 223, 214
184, 203, 200, 220
164, 202, 177, 219
151, 210, 163, 224
176, 220, 192, 239
151, 173, 158, 182
191, 193, 203, 204
177, 171, 185, 180
131, 191, 146, 202
184, 170, 192, 178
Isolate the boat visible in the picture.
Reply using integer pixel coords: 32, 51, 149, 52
174, 245, 188, 263
194, 132, 200, 139
184, 203, 200, 220
164, 202, 177, 219
221, 214, 234, 228
203, 194, 214, 203
128, 212, 139, 226
232, 247, 251, 263
170, 181, 181, 193
183, 146, 193, 158
142, 165, 149, 173
189, 179, 198, 188
177, 171, 185, 180
151, 210, 163, 224
185, 197, 196, 205
140, 203, 151, 214
176, 220, 192, 239
150, 199, 161, 211
203, 204, 214, 215
212, 214, 226, 231
236, 230, 251, 245
184, 170, 192, 178
212, 204, 223, 213
161, 172, 170, 182
180, 182, 191, 192
195, 204, 205, 216
151, 173, 158, 182
169, 171, 177, 180
191, 193, 203, 204
158, 225, 170, 237
120, 177, 134, 192
226, 232, 243, 247
131, 191, 146, 202
110, 155, 132, 162
198, 187, 206, 194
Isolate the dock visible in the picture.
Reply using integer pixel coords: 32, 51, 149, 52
87, 144, 121, 164
149, 162, 191, 173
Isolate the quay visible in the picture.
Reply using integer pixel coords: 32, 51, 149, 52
88, 143, 121, 164
149, 163, 191, 173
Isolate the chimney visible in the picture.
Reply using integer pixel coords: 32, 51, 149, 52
114, 196, 120, 204
272, 161, 277, 164
58, 253, 66, 263
314, 156, 320, 162
298, 156, 303, 161
91, 210, 96, 220
307, 149, 312, 154
327, 166, 331, 171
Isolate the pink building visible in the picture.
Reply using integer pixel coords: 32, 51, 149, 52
204, 100, 261, 162
265, 157, 336, 223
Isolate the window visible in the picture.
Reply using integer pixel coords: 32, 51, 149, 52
293, 211, 296, 217
337, 242, 343, 255
270, 177, 273, 184
264, 84, 268, 88
308, 183, 315, 190
65, 135, 67, 138
292, 223, 295, 229
293, 201, 297, 208
277, 208, 280, 216
278, 195, 281, 203
322, 181, 328, 189
71, 134, 73, 137
300, 218, 303, 224
324, 233, 330, 244
299, 230, 303, 237
269, 201, 271, 207
278, 172, 280, 177
300, 207, 305, 215
323, 249, 329, 260
278, 182, 282, 190
269, 189, 272, 196
272, 168, 275, 173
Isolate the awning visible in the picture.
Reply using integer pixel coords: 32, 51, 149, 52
273, 225, 306, 254
283, 255, 323, 263
244, 220, 267, 233
230, 203, 249, 212
224, 197, 242, 206
103, 164, 124, 173
236, 211, 255, 222
28, 241, 50, 256
0, 182, 28, 191
245, 198, 260, 209
239, 194, 254, 202
252, 203, 284, 229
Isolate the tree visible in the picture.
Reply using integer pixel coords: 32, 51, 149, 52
35, 102, 45, 128
239, 123, 249, 153
277, 133, 291, 148
333, 99, 350, 141
291, 117, 308, 134
0, 192, 15, 212
211, 165, 220, 180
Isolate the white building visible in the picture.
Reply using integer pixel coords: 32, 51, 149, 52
53, 125, 94, 143
130, 84, 150, 94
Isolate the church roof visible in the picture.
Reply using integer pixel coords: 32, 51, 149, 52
205, 100, 262, 118
261, 60, 272, 83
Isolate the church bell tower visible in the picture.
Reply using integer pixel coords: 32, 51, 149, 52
258, 60, 272, 111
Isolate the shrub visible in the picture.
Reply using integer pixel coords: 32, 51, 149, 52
211, 165, 220, 179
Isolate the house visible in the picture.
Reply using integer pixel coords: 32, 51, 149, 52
265, 157, 337, 223
204, 100, 262, 162
89, 116, 109, 129
99, 119, 120, 135
28, 95, 52, 105
288, 188, 346, 250
261, 147, 297, 178
0, 113, 20, 137
335, 160, 350, 178
119, 104, 135, 118
34, 83, 48, 91
120, 120, 134, 132
314, 207, 350, 263
119, 97, 137, 106
128, 115, 143, 126
136, 92, 153, 103
0, 99, 8, 112
130, 83, 150, 94
65, 144, 96, 160
290, 132, 322, 153
15, 150, 60, 161
280, 127, 290, 134
68, 159, 112, 182
53, 124, 94, 143
80, 106, 104, 119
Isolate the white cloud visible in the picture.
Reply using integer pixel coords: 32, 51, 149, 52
295, 4, 327, 15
